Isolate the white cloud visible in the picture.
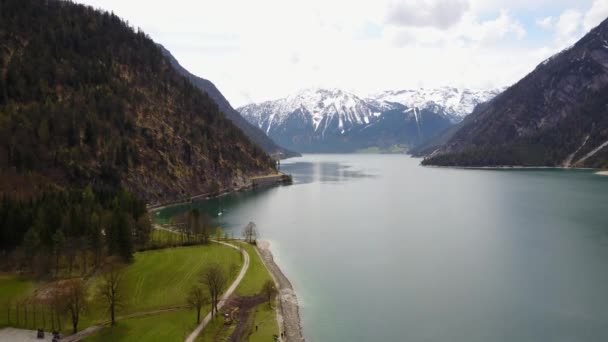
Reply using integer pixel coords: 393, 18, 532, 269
583, 0, 608, 31
555, 9, 583, 45
466, 11, 526, 43
386, 0, 469, 29
536, 16, 554, 30
74, 0, 595, 107
389, 10, 526, 47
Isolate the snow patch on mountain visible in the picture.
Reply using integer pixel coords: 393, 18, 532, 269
238, 87, 502, 141
240, 88, 374, 136
367, 87, 502, 122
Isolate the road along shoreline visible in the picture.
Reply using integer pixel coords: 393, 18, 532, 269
147, 173, 292, 212
257, 240, 305, 341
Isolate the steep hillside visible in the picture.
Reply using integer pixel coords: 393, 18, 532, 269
423, 18, 608, 168
238, 88, 497, 153
0, 0, 275, 204
158, 46, 299, 159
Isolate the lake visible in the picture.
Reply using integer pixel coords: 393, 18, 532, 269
156, 154, 608, 341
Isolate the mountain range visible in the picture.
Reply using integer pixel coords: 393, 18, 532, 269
421, 17, 608, 168
238, 87, 500, 153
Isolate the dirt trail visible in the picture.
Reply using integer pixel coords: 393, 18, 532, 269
225, 294, 266, 342
184, 241, 250, 342
257, 240, 305, 341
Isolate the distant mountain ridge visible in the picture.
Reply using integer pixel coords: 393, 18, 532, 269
367, 87, 502, 123
238, 87, 499, 153
422, 17, 608, 168
158, 46, 298, 159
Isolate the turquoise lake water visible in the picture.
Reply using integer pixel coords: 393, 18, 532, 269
156, 154, 608, 341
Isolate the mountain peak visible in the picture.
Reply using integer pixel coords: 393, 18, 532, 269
367, 87, 503, 122
238, 87, 500, 153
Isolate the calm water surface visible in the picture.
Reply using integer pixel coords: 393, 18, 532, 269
157, 154, 608, 341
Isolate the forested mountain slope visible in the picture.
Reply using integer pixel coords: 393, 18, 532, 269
0, 0, 275, 204
422, 17, 608, 168
159, 46, 299, 159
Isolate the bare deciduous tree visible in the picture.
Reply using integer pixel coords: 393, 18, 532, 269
200, 262, 226, 317
242, 222, 257, 244
187, 286, 208, 324
262, 280, 277, 307
63, 279, 87, 333
49, 288, 66, 331
97, 257, 126, 325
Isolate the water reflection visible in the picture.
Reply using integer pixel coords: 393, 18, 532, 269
154, 186, 277, 226
284, 160, 375, 185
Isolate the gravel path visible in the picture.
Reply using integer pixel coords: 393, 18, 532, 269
257, 240, 305, 342
0, 328, 53, 342
184, 240, 250, 342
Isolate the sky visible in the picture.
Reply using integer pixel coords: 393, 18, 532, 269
76, 0, 608, 107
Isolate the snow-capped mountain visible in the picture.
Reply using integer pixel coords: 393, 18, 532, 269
238, 87, 501, 153
241, 88, 374, 136
367, 87, 503, 123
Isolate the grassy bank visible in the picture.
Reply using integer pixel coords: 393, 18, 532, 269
2, 242, 242, 338
236, 243, 274, 296
83, 242, 242, 340
197, 242, 279, 342
1, 237, 273, 341
84, 309, 198, 342
356, 145, 407, 154
119, 243, 241, 313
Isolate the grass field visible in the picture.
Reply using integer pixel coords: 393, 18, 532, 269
0, 275, 36, 305
148, 228, 178, 244
118, 243, 242, 313
196, 314, 236, 342
236, 242, 279, 341
235, 243, 273, 296
356, 145, 407, 154
356, 146, 382, 154
0, 275, 36, 327
3, 241, 253, 340
84, 309, 198, 342
249, 303, 279, 342
85, 242, 242, 340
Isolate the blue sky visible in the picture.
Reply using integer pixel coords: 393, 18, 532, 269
77, 0, 608, 107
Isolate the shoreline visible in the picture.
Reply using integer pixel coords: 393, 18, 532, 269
146, 173, 292, 212
256, 240, 305, 341
421, 164, 598, 171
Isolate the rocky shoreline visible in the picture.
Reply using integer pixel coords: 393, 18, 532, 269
256, 240, 305, 342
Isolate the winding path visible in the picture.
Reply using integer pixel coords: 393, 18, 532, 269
184, 241, 250, 342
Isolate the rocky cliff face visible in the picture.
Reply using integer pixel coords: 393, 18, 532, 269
423, 17, 608, 168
